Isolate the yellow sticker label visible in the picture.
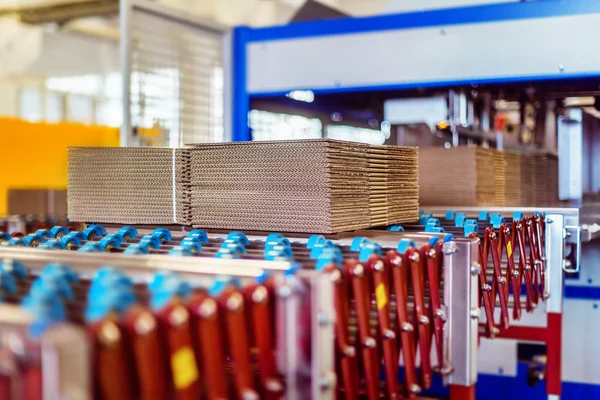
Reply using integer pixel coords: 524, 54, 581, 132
375, 283, 388, 310
171, 347, 199, 389
507, 242, 513, 258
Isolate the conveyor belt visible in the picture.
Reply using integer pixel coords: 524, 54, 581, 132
0, 223, 474, 400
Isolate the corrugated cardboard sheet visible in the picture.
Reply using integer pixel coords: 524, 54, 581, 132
187, 139, 418, 233
68, 147, 191, 225
419, 147, 494, 206
419, 147, 558, 207
68, 140, 419, 233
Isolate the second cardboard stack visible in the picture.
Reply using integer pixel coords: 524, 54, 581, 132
419, 147, 495, 206
188, 139, 419, 233
419, 147, 559, 207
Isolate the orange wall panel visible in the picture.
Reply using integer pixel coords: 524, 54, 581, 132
0, 118, 119, 216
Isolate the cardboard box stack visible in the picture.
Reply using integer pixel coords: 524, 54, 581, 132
418, 147, 495, 206
419, 147, 559, 207
68, 147, 190, 224
68, 140, 419, 233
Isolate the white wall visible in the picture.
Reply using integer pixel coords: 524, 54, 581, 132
0, 80, 18, 116
24, 31, 119, 77
382, 0, 519, 13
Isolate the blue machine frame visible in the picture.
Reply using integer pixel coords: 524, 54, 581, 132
232, 0, 600, 142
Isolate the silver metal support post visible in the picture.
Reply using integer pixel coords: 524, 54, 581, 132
449, 90, 459, 147
443, 238, 479, 386
545, 214, 565, 314
222, 31, 233, 142
120, 0, 132, 147
311, 273, 336, 400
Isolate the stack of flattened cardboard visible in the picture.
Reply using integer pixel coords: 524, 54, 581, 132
503, 151, 521, 206
419, 147, 560, 207
532, 153, 549, 206
368, 145, 419, 226
68, 147, 190, 224
493, 151, 507, 207
187, 139, 418, 233
545, 154, 559, 205
419, 147, 495, 206
68, 140, 419, 233
519, 155, 535, 206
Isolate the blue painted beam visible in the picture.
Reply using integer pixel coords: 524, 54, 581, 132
247, 0, 600, 43
232, 27, 251, 142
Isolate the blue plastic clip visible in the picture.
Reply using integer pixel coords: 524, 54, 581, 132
425, 225, 445, 233
90, 268, 133, 292
117, 226, 138, 241
22, 290, 66, 337
350, 237, 369, 252
24, 233, 47, 247
454, 213, 467, 228
98, 234, 123, 252
427, 218, 441, 228
50, 226, 70, 239
264, 238, 292, 254
77, 243, 103, 253
387, 224, 404, 232
221, 240, 247, 254
35, 230, 53, 240
7, 238, 26, 247
151, 228, 172, 243
215, 248, 241, 259
85, 287, 136, 322
443, 233, 454, 243
490, 213, 505, 229
139, 235, 161, 250
169, 247, 194, 257
397, 239, 416, 254
30, 275, 74, 301
478, 211, 490, 221
180, 238, 203, 253
310, 240, 335, 259
60, 234, 81, 249
445, 210, 455, 221
88, 223, 107, 236
265, 234, 291, 249
41, 263, 78, 284
66, 231, 87, 242
428, 236, 440, 246
83, 224, 106, 240
0, 260, 27, 279
266, 239, 293, 254
307, 234, 326, 249
358, 242, 382, 262
315, 247, 344, 270
187, 230, 209, 243
464, 219, 479, 236
419, 213, 433, 226
0, 233, 11, 243
123, 244, 150, 255
226, 232, 249, 246
265, 233, 284, 244
512, 211, 524, 221
264, 247, 294, 261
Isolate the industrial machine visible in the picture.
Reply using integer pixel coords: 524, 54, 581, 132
0, 205, 582, 399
